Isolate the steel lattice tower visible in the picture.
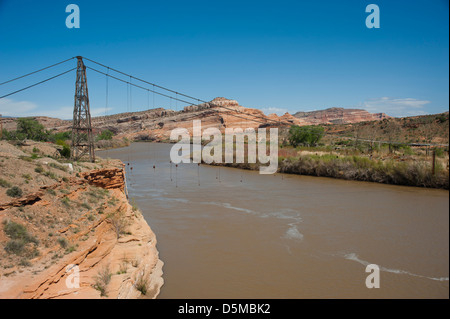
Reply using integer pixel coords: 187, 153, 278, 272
71, 56, 95, 162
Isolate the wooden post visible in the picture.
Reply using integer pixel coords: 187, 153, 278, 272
432, 149, 436, 176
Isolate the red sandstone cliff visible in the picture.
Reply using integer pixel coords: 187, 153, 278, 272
0, 142, 164, 299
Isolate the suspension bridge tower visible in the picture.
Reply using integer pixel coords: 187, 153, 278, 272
71, 56, 95, 162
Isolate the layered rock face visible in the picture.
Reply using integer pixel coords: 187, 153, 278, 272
88, 97, 286, 141
0, 164, 164, 299
293, 107, 389, 125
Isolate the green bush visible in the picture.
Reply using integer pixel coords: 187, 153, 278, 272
3, 220, 39, 256
51, 131, 71, 143
96, 129, 114, 141
4, 239, 25, 255
56, 139, 71, 158
61, 145, 71, 158
6, 186, 23, 198
3, 220, 38, 244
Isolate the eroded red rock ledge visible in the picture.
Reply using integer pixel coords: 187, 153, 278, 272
0, 164, 164, 299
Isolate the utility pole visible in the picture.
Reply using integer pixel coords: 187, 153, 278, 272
71, 56, 95, 162
0, 114, 3, 140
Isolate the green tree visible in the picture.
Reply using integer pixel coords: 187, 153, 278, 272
16, 118, 50, 141
96, 129, 114, 141
288, 125, 325, 147
50, 131, 72, 143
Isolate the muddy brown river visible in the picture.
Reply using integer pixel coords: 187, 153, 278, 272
98, 143, 449, 298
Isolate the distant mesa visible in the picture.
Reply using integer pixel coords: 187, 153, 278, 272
293, 107, 390, 125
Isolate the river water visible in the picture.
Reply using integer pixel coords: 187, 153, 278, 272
98, 143, 449, 298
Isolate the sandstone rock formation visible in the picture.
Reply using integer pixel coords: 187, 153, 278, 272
293, 107, 389, 125
1, 98, 390, 142
0, 142, 164, 299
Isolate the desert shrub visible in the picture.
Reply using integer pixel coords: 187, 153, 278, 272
19, 156, 33, 162
116, 261, 128, 275
61, 197, 71, 208
437, 114, 448, 123
35, 165, 44, 173
60, 144, 71, 159
3, 221, 38, 244
93, 264, 112, 297
107, 210, 129, 239
3, 220, 39, 256
4, 239, 25, 255
65, 245, 77, 254
86, 187, 108, 203
0, 178, 12, 188
135, 272, 149, 295
43, 171, 58, 180
49, 162, 68, 172
57, 237, 68, 249
80, 202, 92, 210
6, 186, 23, 198
19, 258, 32, 267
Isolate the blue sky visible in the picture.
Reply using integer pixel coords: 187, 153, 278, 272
0, 0, 448, 119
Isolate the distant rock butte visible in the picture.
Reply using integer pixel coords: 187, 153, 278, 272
2, 98, 390, 141
293, 107, 389, 125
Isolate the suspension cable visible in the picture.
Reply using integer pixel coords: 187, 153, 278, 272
0, 57, 75, 86
85, 65, 291, 127
0, 68, 76, 99
82, 56, 293, 126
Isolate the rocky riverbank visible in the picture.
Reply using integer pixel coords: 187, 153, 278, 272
0, 140, 163, 299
